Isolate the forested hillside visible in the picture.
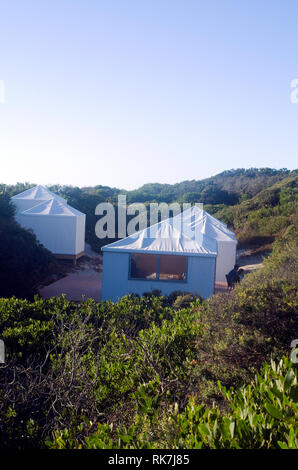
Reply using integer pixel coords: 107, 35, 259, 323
54, 168, 297, 251
122, 168, 294, 204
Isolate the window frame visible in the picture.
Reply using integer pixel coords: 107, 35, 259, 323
128, 253, 188, 283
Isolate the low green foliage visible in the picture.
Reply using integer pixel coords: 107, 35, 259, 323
48, 356, 298, 449
0, 209, 297, 449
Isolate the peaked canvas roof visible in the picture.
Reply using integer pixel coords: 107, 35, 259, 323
194, 216, 236, 241
175, 205, 225, 227
11, 185, 66, 203
103, 218, 217, 257
174, 206, 236, 241
20, 198, 85, 217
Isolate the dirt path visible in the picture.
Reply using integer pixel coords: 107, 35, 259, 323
236, 247, 270, 273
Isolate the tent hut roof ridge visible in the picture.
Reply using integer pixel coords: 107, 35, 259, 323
20, 198, 84, 217
11, 185, 66, 203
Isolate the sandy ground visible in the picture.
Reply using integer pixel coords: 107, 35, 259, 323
236, 248, 268, 273
39, 244, 102, 302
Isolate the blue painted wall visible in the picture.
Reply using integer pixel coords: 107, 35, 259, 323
101, 251, 216, 301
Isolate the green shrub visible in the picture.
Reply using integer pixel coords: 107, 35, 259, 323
48, 356, 298, 449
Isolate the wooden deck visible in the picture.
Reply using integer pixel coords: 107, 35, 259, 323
214, 281, 229, 293
54, 251, 85, 266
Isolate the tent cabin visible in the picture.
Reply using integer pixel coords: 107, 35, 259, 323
12, 185, 86, 263
101, 217, 218, 301
16, 198, 86, 264
11, 185, 67, 214
173, 206, 237, 284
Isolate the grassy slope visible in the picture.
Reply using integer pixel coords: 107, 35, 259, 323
211, 174, 298, 246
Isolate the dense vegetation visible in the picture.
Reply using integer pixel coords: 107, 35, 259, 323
0, 193, 57, 299
0, 224, 297, 449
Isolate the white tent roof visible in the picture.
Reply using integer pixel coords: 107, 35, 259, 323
102, 218, 217, 257
20, 198, 85, 217
174, 206, 236, 241
11, 185, 66, 203
176, 206, 234, 231
196, 217, 236, 241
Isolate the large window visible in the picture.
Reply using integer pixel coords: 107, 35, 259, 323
130, 254, 157, 279
159, 255, 187, 281
130, 253, 187, 281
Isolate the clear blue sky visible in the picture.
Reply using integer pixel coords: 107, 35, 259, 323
0, 0, 297, 189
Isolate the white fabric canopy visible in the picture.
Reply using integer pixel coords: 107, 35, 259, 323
103, 218, 217, 257
175, 206, 235, 238
11, 185, 66, 213
173, 206, 237, 282
173, 206, 235, 240
22, 198, 84, 217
